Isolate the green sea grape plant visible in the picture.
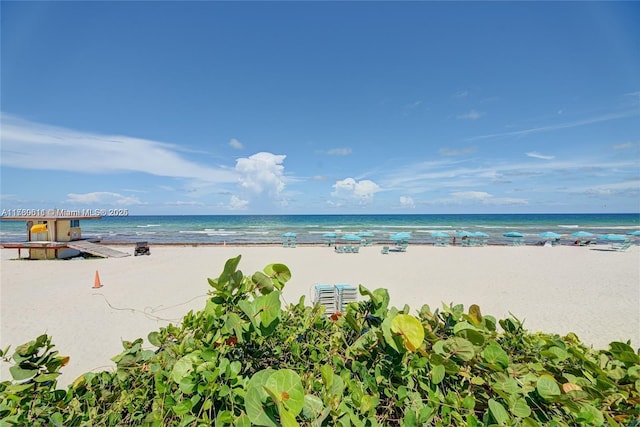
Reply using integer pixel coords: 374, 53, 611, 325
1, 255, 638, 426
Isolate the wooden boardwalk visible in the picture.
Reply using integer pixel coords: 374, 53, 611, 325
66, 240, 130, 258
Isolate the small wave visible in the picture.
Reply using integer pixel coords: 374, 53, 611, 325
557, 225, 579, 229
136, 224, 161, 228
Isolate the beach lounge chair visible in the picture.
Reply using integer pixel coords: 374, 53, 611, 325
611, 241, 632, 252
381, 246, 389, 254
335, 284, 357, 312
313, 284, 336, 315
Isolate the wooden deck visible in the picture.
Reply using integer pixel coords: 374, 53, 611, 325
2, 239, 130, 258
65, 240, 130, 258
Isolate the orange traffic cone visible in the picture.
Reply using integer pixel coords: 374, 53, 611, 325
93, 270, 103, 289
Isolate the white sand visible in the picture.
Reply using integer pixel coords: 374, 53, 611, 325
1, 244, 639, 387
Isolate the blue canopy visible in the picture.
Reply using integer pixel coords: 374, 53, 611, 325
571, 231, 594, 238
472, 232, 489, 238
281, 232, 297, 238
456, 231, 472, 237
503, 232, 524, 238
342, 234, 362, 241
358, 232, 375, 237
431, 231, 450, 238
628, 231, 640, 236
391, 232, 412, 240
539, 232, 561, 239
322, 232, 337, 238
599, 234, 627, 241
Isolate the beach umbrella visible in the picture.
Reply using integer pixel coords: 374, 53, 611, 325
391, 232, 412, 240
571, 231, 594, 238
322, 232, 337, 238
431, 231, 450, 238
358, 232, 374, 237
472, 232, 489, 238
342, 234, 362, 241
627, 231, 640, 236
503, 231, 524, 238
599, 234, 627, 241
281, 232, 297, 238
539, 232, 561, 239
456, 230, 472, 237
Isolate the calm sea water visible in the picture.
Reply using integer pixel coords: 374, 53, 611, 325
1, 214, 638, 245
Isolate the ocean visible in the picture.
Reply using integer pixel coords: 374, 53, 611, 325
1, 213, 638, 246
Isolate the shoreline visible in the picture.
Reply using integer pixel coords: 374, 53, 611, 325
2, 244, 638, 387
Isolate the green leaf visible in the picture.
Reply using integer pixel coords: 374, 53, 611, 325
488, 399, 510, 425
482, 343, 509, 369
510, 398, 531, 418
279, 407, 300, 427
252, 271, 274, 294
171, 352, 200, 383
264, 263, 291, 289
265, 369, 305, 416
444, 337, 475, 361
9, 365, 38, 381
431, 364, 445, 385
391, 314, 424, 352
468, 304, 483, 324
302, 394, 325, 420
255, 291, 282, 329
577, 404, 604, 425
536, 376, 561, 401
147, 331, 162, 347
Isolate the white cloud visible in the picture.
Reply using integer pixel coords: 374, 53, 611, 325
327, 147, 352, 156
228, 195, 249, 210
452, 90, 469, 98
469, 110, 638, 141
526, 152, 555, 160
399, 196, 415, 208
0, 114, 238, 184
457, 110, 482, 120
331, 178, 380, 202
451, 191, 527, 205
229, 138, 244, 149
235, 152, 286, 196
65, 192, 142, 206
613, 141, 639, 150
165, 200, 205, 206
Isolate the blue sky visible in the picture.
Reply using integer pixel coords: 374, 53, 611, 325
1, 1, 638, 215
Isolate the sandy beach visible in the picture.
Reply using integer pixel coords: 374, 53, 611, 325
1, 243, 639, 387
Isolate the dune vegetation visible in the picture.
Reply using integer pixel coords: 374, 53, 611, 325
1, 255, 638, 426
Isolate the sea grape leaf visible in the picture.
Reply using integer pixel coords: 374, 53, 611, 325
246, 370, 278, 427
482, 343, 509, 369
265, 369, 305, 416
577, 404, 604, 425
256, 291, 282, 329
147, 331, 162, 347
431, 364, 445, 385
468, 304, 483, 324
252, 271, 274, 294
444, 337, 475, 361
170, 352, 200, 384
488, 399, 511, 425
536, 376, 561, 401
264, 263, 291, 289
391, 314, 424, 352
9, 365, 38, 381
510, 398, 532, 418
302, 394, 325, 421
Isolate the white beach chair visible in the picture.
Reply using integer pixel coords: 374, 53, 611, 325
313, 284, 336, 315
335, 284, 358, 312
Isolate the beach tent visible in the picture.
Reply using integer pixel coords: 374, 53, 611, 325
503, 231, 524, 246
431, 231, 450, 247
281, 232, 297, 248
599, 234, 627, 241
